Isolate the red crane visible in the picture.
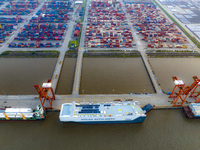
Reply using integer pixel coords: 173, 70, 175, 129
34, 79, 55, 109
169, 76, 200, 106
189, 76, 200, 103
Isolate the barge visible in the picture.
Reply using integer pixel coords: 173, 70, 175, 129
59, 101, 152, 124
183, 103, 200, 119
0, 105, 45, 121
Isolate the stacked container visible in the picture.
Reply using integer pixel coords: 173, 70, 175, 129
0, 0, 39, 15
33, 1, 72, 23
15, 23, 66, 41
74, 23, 81, 37
85, 0, 134, 48
10, 0, 73, 48
126, 3, 187, 48
0, 16, 23, 43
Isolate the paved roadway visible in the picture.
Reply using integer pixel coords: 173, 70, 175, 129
72, 0, 90, 95
0, 93, 195, 109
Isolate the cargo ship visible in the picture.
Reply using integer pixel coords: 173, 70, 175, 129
0, 105, 45, 121
183, 103, 200, 119
59, 101, 153, 124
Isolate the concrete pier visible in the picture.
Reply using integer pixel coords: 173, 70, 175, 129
140, 51, 163, 95
0, 93, 195, 110
72, 50, 83, 95
51, 51, 65, 91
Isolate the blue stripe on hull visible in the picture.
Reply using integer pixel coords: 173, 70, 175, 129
65, 116, 146, 124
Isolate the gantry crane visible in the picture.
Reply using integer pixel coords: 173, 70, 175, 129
34, 79, 55, 109
169, 76, 200, 106
189, 76, 200, 103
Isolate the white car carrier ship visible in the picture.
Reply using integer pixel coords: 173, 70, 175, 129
59, 101, 153, 124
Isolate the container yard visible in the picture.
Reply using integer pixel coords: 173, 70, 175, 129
11, 23, 67, 48
0, 16, 23, 44
0, 0, 39, 15
85, 0, 135, 48
126, 3, 190, 49
36, 1, 72, 19
32, 1, 72, 23
6, 0, 74, 48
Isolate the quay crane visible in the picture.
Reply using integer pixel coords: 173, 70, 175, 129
189, 76, 200, 103
34, 79, 55, 109
169, 76, 200, 107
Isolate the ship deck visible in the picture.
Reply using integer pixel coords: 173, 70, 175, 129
61, 102, 144, 117
99, 104, 142, 116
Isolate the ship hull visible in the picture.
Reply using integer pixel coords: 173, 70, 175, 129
61, 116, 146, 124
0, 118, 45, 121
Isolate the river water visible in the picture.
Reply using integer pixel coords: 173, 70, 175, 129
149, 57, 200, 93
80, 57, 155, 94
0, 58, 57, 95
0, 109, 200, 150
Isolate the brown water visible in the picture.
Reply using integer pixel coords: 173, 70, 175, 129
80, 58, 155, 94
149, 57, 200, 93
0, 58, 57, 95
0, 110, 200, 150
56, 58, 77, 94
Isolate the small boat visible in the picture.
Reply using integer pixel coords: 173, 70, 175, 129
59, 101, 152, 124
0, 105, 45, 121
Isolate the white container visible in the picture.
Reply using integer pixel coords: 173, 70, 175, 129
5, 108, 33, 113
